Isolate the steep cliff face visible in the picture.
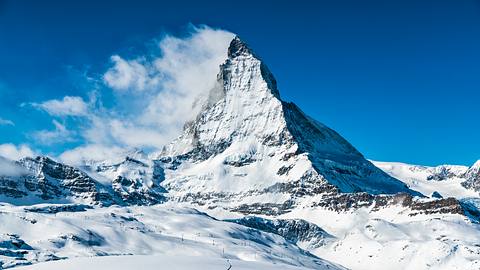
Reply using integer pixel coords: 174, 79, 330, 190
157, 36, 417, 211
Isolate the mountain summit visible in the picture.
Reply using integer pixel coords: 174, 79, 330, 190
0, 35, 477, 270
158, 36, 418, 211
0, 36, 425, 211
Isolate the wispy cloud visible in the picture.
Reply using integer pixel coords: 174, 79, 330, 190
0, 157, 27, 176
29, 96, 88, 117
32, 120, 75, 145
59, 144, 126, 166
0, 143, 35, 160
0, 117, 14, 126
99, 26, 234, 147
22, 25, 234, 164
104, 56, 158, 91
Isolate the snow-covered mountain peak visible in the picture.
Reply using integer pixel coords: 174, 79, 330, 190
219, 36, 279, 98
227, 36, 255, 58
157, 36, 419, 212
470, 160, 480, 171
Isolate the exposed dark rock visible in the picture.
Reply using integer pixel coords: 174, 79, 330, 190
227, 216, 334, 248
52, 230, 105, 248
0, 156, 168, 207
232, 200, 295, 216
277, 165, 294, 176
312, 192, 465, 217
0, 234, 33, 250
24, 204, 93, 214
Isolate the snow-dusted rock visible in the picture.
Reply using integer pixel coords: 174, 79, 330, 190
462, 160, 480, 191
0, 156, 165, 206
227, 216, 335, 249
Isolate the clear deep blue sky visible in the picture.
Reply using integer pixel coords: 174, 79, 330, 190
0, 0, 479, 166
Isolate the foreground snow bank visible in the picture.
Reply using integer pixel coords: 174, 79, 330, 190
0, 203, 343, 269
15, 254, 316, 270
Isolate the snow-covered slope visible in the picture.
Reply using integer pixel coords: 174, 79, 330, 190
0, 203, 343, 269
280, 203, 480, 270
15, 254, 321, 270
372, 160, 479, 199
0, 37, 427, 213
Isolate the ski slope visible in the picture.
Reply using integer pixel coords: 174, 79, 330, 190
15, 254, 319, 270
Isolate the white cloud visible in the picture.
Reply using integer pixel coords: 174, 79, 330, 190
84, 26, 232, 153
0, 157, 26, 176
25, 25, 234, 161
99, 26, 234, 149
108, 119, 170, 148
103, 56, 158, 91
59, 144, 126, 166
140, 26, 234, 130
31, 96, 88, 116
32, 120, 74, 145
0, 117, 14, 126
0, 143, 35, 160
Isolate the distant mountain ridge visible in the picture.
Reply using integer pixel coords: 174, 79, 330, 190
0, 155, 165, 206
373, 160, 480, 199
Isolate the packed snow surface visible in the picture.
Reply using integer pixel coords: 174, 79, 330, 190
0, 203, 342, 269
15, 254, 318, 270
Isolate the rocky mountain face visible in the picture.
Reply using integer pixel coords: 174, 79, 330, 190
227, 216, 335, 249
461, 161, 480, 191
0, 156, 165, 206
156, 37, 423, 210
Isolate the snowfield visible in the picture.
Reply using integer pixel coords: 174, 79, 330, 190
0, 203, 343, 269
15, 255, 317, 270
280, 205, 480, 270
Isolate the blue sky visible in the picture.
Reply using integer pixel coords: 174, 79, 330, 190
0, 0, 479, 166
